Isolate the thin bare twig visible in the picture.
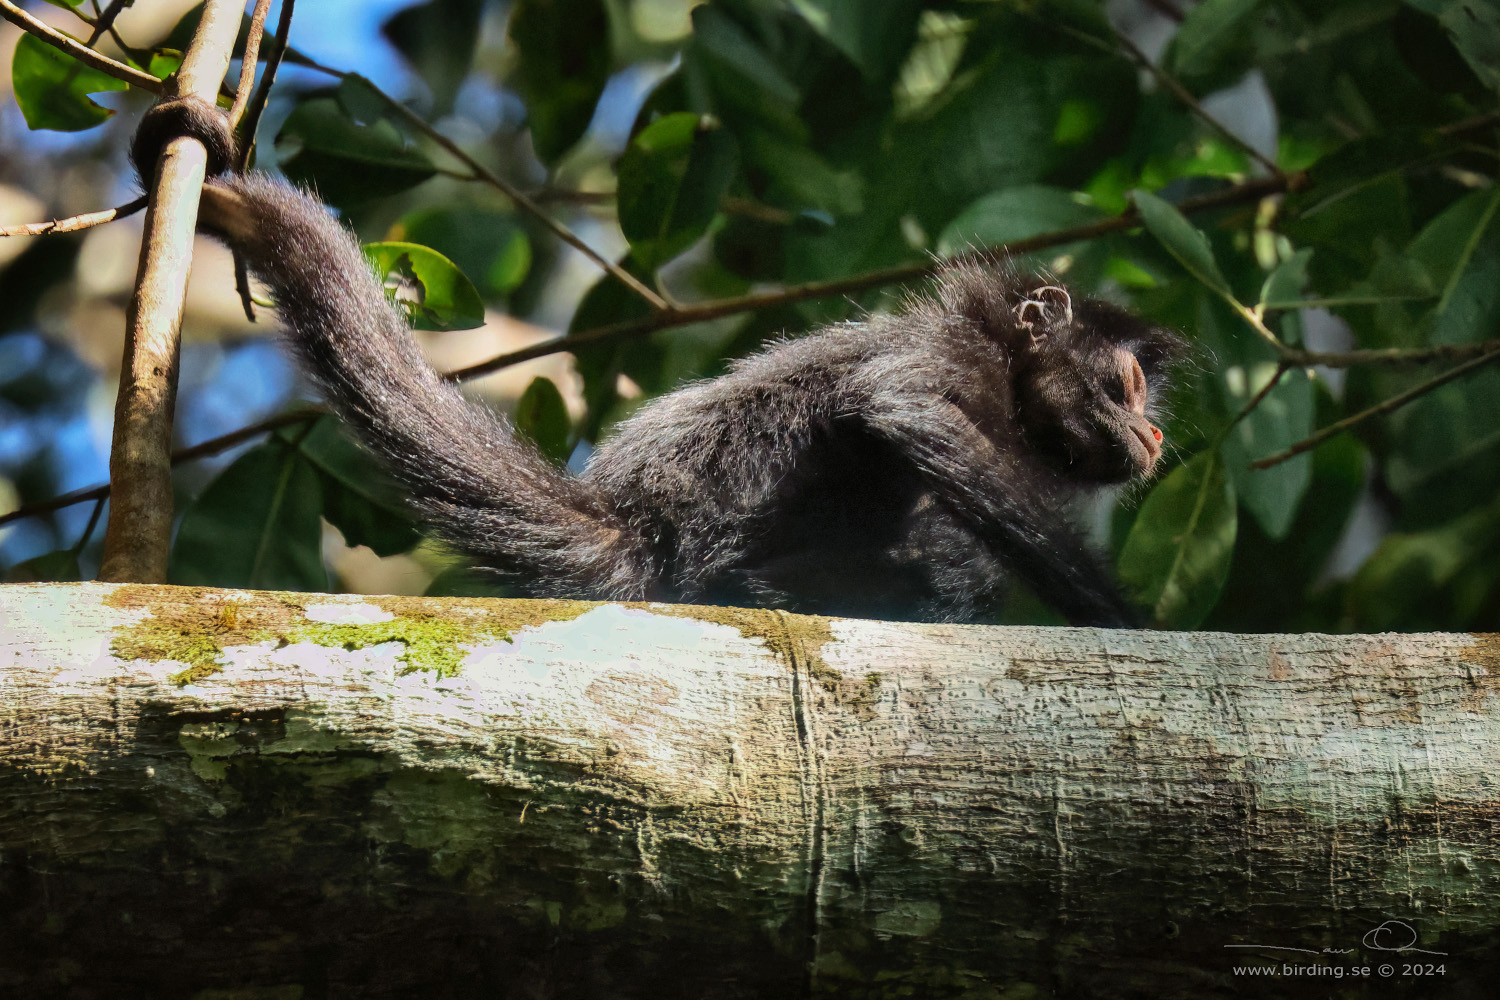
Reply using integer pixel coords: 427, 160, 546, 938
233, 253, 256, 321
722, 196, 796, 225
1436, 110, 1500, 137
0, 196, 146, 236
229, 0, 276, 130
1114, 29, 1282, 177
385, 99, 673, 312
85, 0, 131, 47
0, 409, 324, 529
0, 0, 162, 93
75, 495, 107, 551
237, 0, 295, 171
528, 187, 614, 206
1221, 362, 1289, 442
451, 173, 1302, 381
226, 0, 279, 319
291, 57, 672, 313
0, 483, 109, 529
1235, 302, 1289, 352
1251, 347, 1500, 470
1283, 339, 1500, 368
86, 0, 144, 69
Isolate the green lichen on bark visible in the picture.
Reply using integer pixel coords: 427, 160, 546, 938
106, 587, 304, 683
291, 615, 506, 677
104, 584, 599, 682
102, 584, 876, 703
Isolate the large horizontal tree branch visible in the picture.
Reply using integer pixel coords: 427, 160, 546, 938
1, 581, 1497, 996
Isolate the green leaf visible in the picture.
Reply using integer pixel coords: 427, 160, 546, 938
1281, 134, 1419, 291
335, 73, 389, 125
1257, 248, 1312, 310
1204, 405, 1365, 634
568, 261, 657, 440
396, 205, 532, 299
1387, 367, 1500, 525
11, 32, 128, 132
4, 549, 81, 583
690, 4, 802, 119
618, 112, 739, 271
1401, 1, 1500, 94
913, 33, 1134, 227
1165, 0, 1263, 90
1134, 189, 1236, 302
1118, 450, 1238, 629
148, 49, 183, 82
514, 376, 573, 464
936, 184, 1107, 258
425, 563, 515, 598
1405, 186, 1500, 327
788, 0, 923, 83
509, 0, 611, 163
320, 479, 420, 558
278, 98, 436, 207
363, 242, 486, 332
739, 130, 861, 216
1344, 499, 1500, 631
1220, 366, 1314, 540
382, 0, 483, 117
288, 417, 420, 558
169, 442, 328, 591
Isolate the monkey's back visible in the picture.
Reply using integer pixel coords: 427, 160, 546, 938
579, 319, 1014, 616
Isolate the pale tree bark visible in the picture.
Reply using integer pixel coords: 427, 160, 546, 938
1, 581, 1497, 998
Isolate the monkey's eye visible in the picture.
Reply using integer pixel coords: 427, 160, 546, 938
1104, 374, 1128, 406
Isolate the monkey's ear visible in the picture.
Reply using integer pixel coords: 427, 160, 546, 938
1010, 284, 1074, 347
933, 261, 1059, 351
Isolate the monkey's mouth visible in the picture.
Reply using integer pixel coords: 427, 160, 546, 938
1129, 423, 1162, 469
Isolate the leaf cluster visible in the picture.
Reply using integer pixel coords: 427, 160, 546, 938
3, 0, 1499, 632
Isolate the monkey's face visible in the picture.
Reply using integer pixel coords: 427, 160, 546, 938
1019, 344, 1165, 483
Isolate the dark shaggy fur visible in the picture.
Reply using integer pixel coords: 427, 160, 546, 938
137, 100, 1181, 627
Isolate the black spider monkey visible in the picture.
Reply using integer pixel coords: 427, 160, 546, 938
134, 97, 1182, 627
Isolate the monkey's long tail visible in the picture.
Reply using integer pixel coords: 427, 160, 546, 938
205, 173, 652, 597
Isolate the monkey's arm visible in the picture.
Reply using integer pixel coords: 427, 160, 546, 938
861, 393, 1141, 628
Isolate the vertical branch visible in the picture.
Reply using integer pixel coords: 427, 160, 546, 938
97, 0, 244, 583
228, 0, 276, 130
237, 0, 295, 171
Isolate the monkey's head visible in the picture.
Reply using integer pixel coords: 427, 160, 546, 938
1006, 284, 1182, 484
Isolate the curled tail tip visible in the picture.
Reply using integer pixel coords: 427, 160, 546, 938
132, 96, 235, 182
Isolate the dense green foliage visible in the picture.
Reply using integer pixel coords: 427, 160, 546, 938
2, 0, 1497, 632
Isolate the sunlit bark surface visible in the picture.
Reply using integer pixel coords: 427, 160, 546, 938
2, 582, 1497, 998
